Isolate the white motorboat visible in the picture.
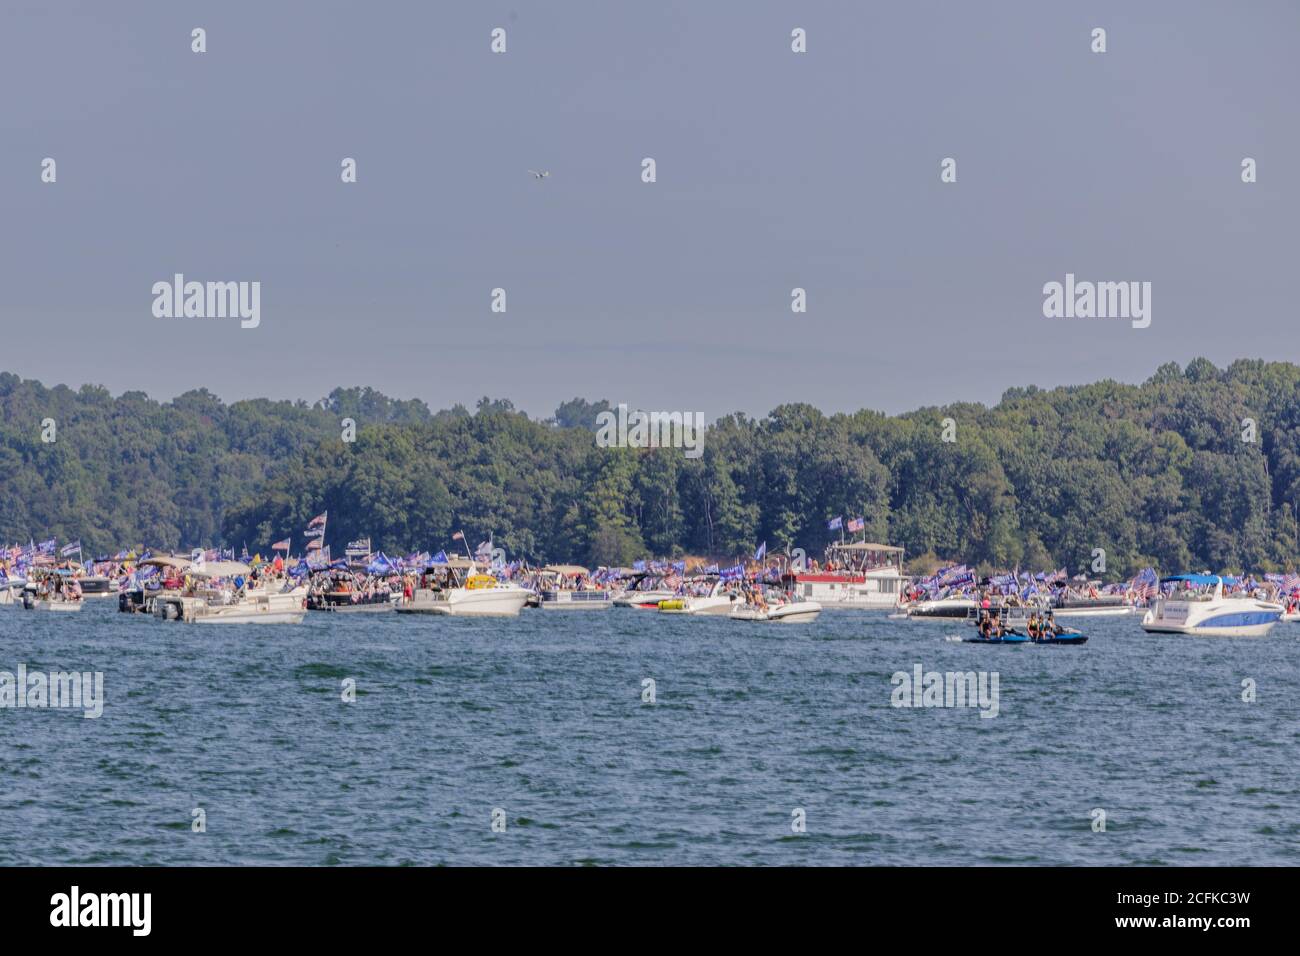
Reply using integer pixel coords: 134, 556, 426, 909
398, 560, 531, 617
534, 566, 612, 610
658, 577, 738, 616
611, 571, 678, 609
782, 542, 907, 609
728, 584, 821, 623
1141, 575, 1282, 638
152, 561, 307, 624
18, 570, 84, 612
730, 600, 822, 623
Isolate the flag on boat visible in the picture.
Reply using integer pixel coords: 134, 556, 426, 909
302, 526, 324, 538
753, 541, 766, 561
1128, 567, 1158, 601
307, 513, 327, 529
306, 539, 322, 551
475, 540, 492, 557
37, 539, 56, 554
60, 540, 81, 557
847, 517, 865, 533
271, 539, 290, 551
429, 550, 448, 564
719, 564, 745, 580
827, 516, 843, 531
451, 531, 465, 541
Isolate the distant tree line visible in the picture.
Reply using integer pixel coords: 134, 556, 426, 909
2, 358, 1298, 577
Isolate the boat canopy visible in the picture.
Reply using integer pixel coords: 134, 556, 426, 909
139, 555, 193, 570
542, 564, 588, 576
829, 542, 903, 552
1160, 573, 1239, 586
190, 560, 252, 578
424, 558, 476, 570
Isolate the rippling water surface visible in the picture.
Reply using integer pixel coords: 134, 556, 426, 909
1, 601, 1296, 865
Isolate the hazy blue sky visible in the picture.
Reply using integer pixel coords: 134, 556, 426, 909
2, 1, 1296, 418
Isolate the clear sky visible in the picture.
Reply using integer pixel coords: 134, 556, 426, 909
2, 1, 1296, 419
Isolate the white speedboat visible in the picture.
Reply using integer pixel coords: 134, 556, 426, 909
1141, 575, 1281, 638
728, 585, 821, 623
397, 560, 531, 617
612, 572, 678, 609
153, 562, 307, 624
730, 600, 822, 623
658, 577, 738, 616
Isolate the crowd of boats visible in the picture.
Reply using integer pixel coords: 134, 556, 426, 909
3, 536, 1300, 639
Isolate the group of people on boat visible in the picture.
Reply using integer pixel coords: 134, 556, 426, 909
976, 608, 1066, 640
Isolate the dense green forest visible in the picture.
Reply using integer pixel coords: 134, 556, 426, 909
3, 359, 1299, 577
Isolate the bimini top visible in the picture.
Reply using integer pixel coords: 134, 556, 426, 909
1160, 574, 1239, 586
542, 565, 589, 577
189, 561, 252, 578
424, 558, 477, 571
138, 555, 194, 570
828, 542, 903, 552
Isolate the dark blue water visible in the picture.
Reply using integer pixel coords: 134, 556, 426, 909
1, 602, 1296, 865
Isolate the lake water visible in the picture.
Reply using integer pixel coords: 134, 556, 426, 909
1, 601, 1296, 865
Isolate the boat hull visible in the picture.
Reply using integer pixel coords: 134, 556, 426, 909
730, 601, 821, 623
24, 600, 84, 612
398, 587, 530, 616
905, 599, 976, 620
191, 610, 306, 624
1141, 601, 1281, 638
1049, 604, 1140, 618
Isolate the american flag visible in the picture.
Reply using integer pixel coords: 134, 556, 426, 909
846, 517, 865, 533
306, 512, 327, 529
1128, 567, 1159, 602
451, 531, 465, 541
271, 539, 290, 551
